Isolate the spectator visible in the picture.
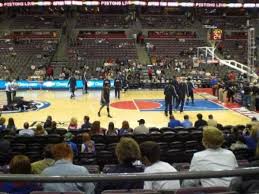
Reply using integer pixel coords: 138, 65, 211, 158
0, 155, 41, 193
230, 135, 248, 151
106, 122, 118, 136
194, 113, 208, 129
50, 121, 57, 134
95, 138, 143, 193
81, 133, 95, 154
90, 121, 104, 135
42, 143, 95, 193
0, 134, 11, 166
248, 117, 259, 127
44, 116, 52, 129
81, 116, 92, 130
19, 122, 34, 136
134, 119, 149, 134
182, 126, 238, 187
0, 117, 6, 132
207, 114, 218, 127
68, 117, 78, 131
32, 144, 55, 174
119, 121, 133, 135
168, 115, 182, 128
140, 141, 180, 190
244, 126, 257, 151
64, 132, 78, 156
35, 124, 48, 136
181, 115, 193, 128
6, 117, 16, 135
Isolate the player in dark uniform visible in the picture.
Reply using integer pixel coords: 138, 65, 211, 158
83, 68, 90, 94
175, 78, 187, 113
98, 84, 112, 118
114, 76, 122, 99
186, 77, 195, 105
164, 80, 178, 117
103, 78, 111, 87
68, 73, 77, 99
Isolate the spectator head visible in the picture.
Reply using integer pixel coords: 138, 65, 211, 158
7, 117, 15, 127
46, 116, 52, 122
9, 155, 31, 174
169, 115, 175, 120
84, 116, 90, 123
0, 117, 6, 125
208, 115, 213, 119
35, 124, 45, 136
252, 117, 257, 122
51, 121, 57, 129
116, 137, 140, 164
202, 127, 224, 149
70, 117, 77, 126
91, 121, 101, 135
82, 133, 91, 143
138, 119, 145, 125
122, 121, 130, 129
64, 132, 74, 142
51, 143, 73, 161
23, 122, 29, 129
140, 141, 160, 166
108, 122, 115, 131
184, 115, 189, 120
43, 144, 54, 159
197, 113, 203, 120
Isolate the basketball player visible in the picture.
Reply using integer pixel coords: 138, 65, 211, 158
164, 80, 178, 117
175, 78, 187, 113
186, 78, 195, 105
98, 84, 112, 118
83, 67, 90, 94
114, 76, 122, 99
68, 73, 77, 99
5, 78, 12, 105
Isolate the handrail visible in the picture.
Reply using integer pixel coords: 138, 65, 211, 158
0, 168, 258, 183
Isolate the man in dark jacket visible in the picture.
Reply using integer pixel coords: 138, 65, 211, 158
175, 78, 187, 113
114, 76, 122, 99
186, 77, 195, 105
164, 80, 178, 116
68, 73, 77, 99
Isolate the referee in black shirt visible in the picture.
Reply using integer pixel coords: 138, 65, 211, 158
68, 73, 77, 99
98, 84, 112, 118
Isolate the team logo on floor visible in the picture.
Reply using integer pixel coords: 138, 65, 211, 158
1, 101, 50, 114
111, 99, 225, 111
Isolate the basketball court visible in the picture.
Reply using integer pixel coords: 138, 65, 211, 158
0, 89, 253, 129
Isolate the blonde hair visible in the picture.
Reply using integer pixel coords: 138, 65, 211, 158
0, 117, 6, 125
35, 124, 45, 136
202, 126, 224, 149
70, 117, 77, 126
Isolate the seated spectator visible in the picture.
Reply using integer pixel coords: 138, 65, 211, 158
168, 115, 182, 128
0, 134, 11, 166
32, 144, 55, 174
134, 119, 149, 134
230, 135, 248, 151
0, 155, 41, 193
106, 122, 118, 136
95, 138, 143, 194
35, 124, 48, 136
207, 114, 217, 127
50, 121, 57, 134
181, 115, 193, 128
68, 117, 78, 131
19, 122, 34, 136
81, 116, 92, 130
140, 141, 180, 190
244, 126, 257, 151
90, 121, 104, 135
6, 117, 16, 135
0, 117, 6, 132
182, 126, 238, 188
42, 143, 95, 193
64, 132, 78, 156
44, 116, 53, 129
194, 113, 208, 129
81, 133, 95, 154
119, 120, 133, 135
248, 117, 259, 128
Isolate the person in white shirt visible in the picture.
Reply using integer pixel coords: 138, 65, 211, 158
134, 119, 149, 134
19, 122, 34, 136
140, 141, 180, 191
182, 126, 238, 188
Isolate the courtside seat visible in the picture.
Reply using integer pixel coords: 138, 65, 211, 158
189, 131, 202, 141
172, 162, 190, 171
25, 151, 43, 162
46, 134, 63, 144
92, 135, 106, 144
11, 143, 26, 153
185, 141, 202, 150
134, 134, 149, 143
106, 143, 118, 153
166, 149, 187, 163
160, 127, 176, 133
84, 164, 100, 174
26, 143, 43, 152
101, 190, 159, 194
95, 143, 107, 152
105, 135, 120, 144
97, 150, 117, 167
173, 187, 229, 194
169, 141, 184, 150
149, 133, 162, 142
149, 127, 160, 134
175, 131, 190, 142
185, 149, 198, 161
78, 153, 96, 165
56, 128, 67, 136
31, 192, 84, 194
161, 132, 177, 142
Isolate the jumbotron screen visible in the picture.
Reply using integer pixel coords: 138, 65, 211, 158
1, 1, 259, 7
